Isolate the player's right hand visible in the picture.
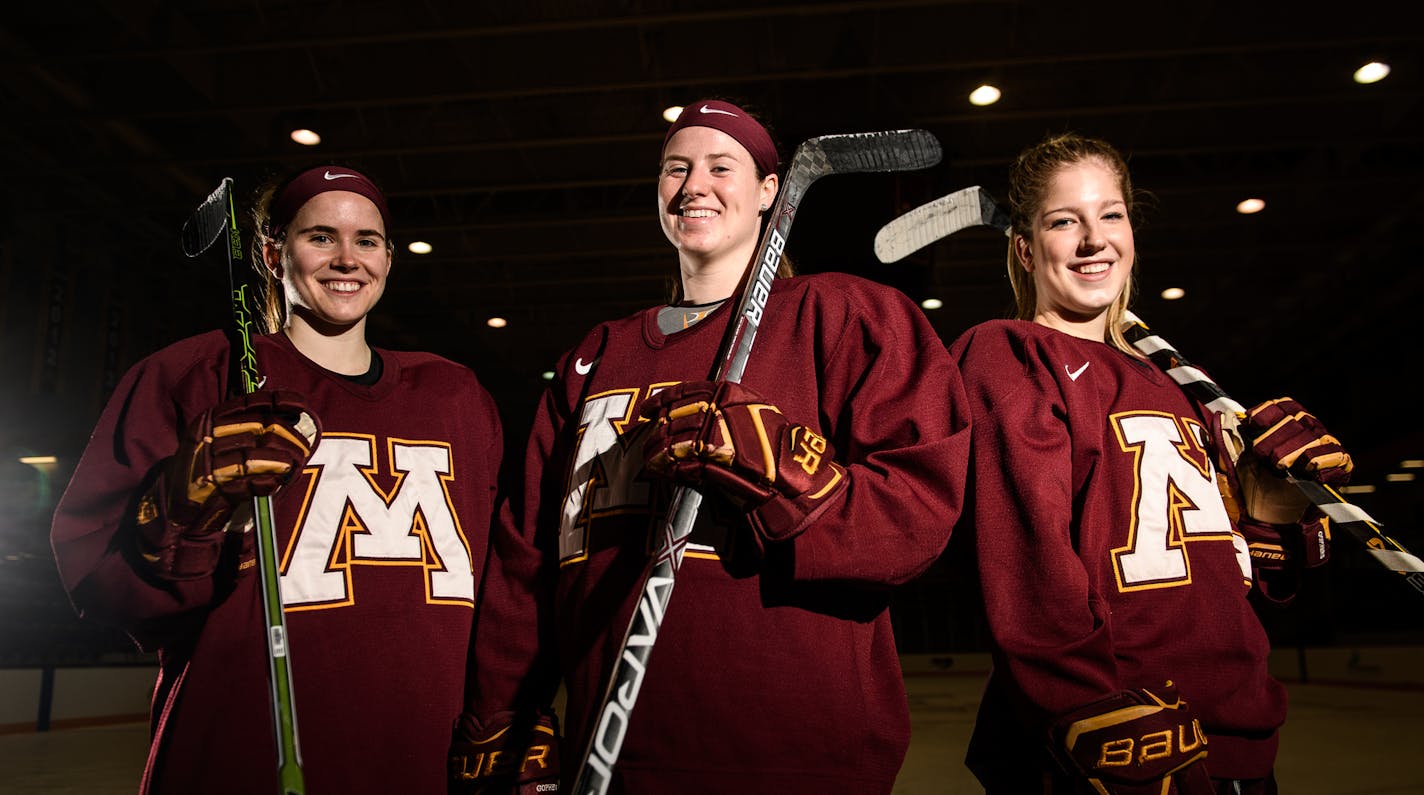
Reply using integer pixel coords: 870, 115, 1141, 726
135, 390, 319, 580
1049, 681, 1213, 795
449, 710, 561, 794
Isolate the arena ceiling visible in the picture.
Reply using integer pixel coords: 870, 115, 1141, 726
2, 0, 1421, 501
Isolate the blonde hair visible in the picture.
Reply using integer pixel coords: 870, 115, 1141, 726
1005, 132, 1142, 357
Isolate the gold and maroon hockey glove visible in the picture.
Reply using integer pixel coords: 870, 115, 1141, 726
1237, 510, 1331, 603
1050, 682, 1212, 795
1214, 397, 1352, 525
449, 710, 561, 795
637, 380, 848, 542
1246, 397, 1353, 486
134, 390, 319, 580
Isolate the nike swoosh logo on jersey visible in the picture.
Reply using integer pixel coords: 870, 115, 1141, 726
574, 357, 597, 375
323, 171, 359, 181
699, 104, 737, 116
1066, 361, 1090, 381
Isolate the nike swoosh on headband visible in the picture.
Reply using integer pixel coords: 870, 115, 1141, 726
698, 105, 738, 117
323, 171, 360, 180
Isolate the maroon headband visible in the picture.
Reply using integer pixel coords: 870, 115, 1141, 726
662, 99, 779, 176
268, 165, 391, 239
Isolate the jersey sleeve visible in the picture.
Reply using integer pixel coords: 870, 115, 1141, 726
950, 323, 1119, 719
49, 333, 230, 650
785, 287, 971, 587
466, 370, 569, 724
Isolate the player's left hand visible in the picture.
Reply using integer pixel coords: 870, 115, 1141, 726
1245, 397, 1353, 485
637, 380, 847, 541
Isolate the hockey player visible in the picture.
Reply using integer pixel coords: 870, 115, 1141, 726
948, 132, 1352, 794
50, 164, 505, 794
449, 98, 972, 794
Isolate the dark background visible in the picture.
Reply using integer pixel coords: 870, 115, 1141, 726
2, 1, 1422, 663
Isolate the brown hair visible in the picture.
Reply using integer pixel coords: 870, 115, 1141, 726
1005, 132, 1142, 356
662, 98, 793, 305
248, 164, 395, 332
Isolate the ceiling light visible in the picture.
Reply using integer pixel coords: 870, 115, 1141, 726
1354, 61, 1390, 84
542, 371, 555, 381
486, 317, 508, 329
663, 106, 684, 123
1339, 484, 1377, 494
19, 455, 57, 465
921, 298, 943, 310
1160, 287, 1186, 301
407, 241, 433, 255
1386, 472, 1416, 482
969, 85, 1001, 106
1399, 459, 1424, 469
1236, 198, 1265, 214
290, 128, 321, 146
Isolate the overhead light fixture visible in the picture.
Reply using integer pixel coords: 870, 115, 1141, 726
1340, 484, 1377, 494
19, 455, 57, 465
1236, 198, 1265, 214
969, 85, 1001, 107
408, 241, 433, 255
290, 128, 322, 146
487, 317, 508, 329
663, 105, 684, 123
921, 298, 943, 310
542, 371, 556, 381
1399, 459, 1424, 469
1386, 472, 1416, 483
1354, 61, 1390, 84
1160, 287, 1186, 301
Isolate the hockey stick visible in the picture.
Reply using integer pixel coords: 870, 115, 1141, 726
181, 179, 306, 795
572, 128, 943, 795
1120, 311, 1424, 596
873, 184, 1010, 263
873, 188, 1424, 595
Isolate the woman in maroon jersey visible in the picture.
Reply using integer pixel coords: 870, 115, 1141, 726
450, 98, 972, 794
947, 132, 1353, 795
51, 164, 505, 794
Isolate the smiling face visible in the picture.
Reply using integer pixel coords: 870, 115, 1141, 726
1014, 157, 1135, 340
265, 190, 392, 335
658, 125, 778, 271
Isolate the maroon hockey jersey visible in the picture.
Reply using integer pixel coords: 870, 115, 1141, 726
471, 272, 971, 794
949, 320, 1286, 786
51, 330, 503, 794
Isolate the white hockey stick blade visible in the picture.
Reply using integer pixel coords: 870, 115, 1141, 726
180, 177, 236, 258
873, 185, 1010, 263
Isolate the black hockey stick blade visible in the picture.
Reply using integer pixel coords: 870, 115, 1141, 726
572, 128, 940, 795
181, 177, 236, 258
1121, 312, 1424, 596
717, 128, 941, 383
873, 184, 1010, 263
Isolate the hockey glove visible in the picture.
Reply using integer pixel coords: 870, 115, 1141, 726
1246, 397, 1353, 482
1237, 510, 1331, 604
1231, 397, 1352, 524
1050, 681, 1212, 795
135, 390, 320, 580
449, 710, 561, 795
637, 381, 848, 542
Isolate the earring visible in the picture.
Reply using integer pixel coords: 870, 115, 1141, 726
759, 204, 768, 212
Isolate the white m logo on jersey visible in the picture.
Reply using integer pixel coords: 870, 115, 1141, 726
1111, 412, 1241, 589
280, 434, 473, 608
558, 388, 661, 563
